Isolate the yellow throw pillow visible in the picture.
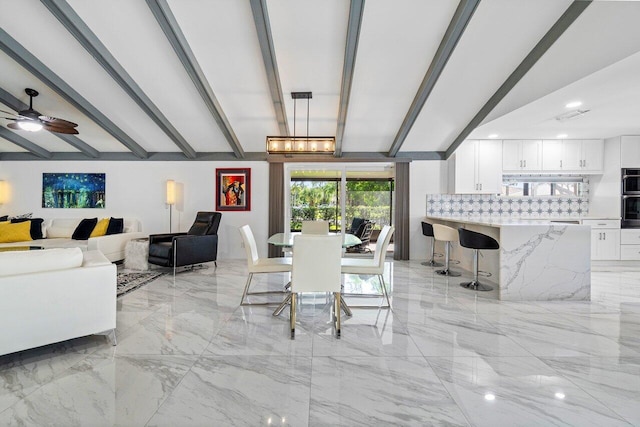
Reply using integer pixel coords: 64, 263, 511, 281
0, 221, 32, 243
90, 218, 110, 238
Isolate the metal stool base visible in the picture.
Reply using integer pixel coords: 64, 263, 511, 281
421, 260, 444, 267
436, 269, 461, 277
460, 281, 493, 291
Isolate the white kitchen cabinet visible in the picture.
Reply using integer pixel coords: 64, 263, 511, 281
502, 140, 542, 171
542, 139, 603, 173
620, 136, 640, 168
583, 219, 620, 260
450, 140, 502, 194
620, 229, 640, 260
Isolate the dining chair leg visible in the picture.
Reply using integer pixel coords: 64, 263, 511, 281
340, 295, 353, 317
335, 292, 341, 339
378, 275, 391, 308
273, 294, 291, 316
240, 273, 253, 305
290, 293, 296, 339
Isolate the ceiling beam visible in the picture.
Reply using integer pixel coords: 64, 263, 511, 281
444, 0, 591, 159
0, 28, 149, 159
334, 0, 365, 157
0, 87, 99, 158
387, 0, 480, 157
0, 127, 52, 159
250, 0, 289, 137
146, 0, 245, 158
41, 0, 196, 159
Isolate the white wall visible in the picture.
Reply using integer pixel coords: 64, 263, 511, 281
0, 161, 269, 259
409, 160, 447, 260
589, 136, 621, 218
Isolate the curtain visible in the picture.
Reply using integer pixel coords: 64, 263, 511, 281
268, 163, 285, 258
394, 162, 410, 260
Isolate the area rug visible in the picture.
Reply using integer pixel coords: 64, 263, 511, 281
117, 271, 166, 297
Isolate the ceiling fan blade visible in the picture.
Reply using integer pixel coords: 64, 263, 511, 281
7, 122, 21, 130
38, 115, 78, 128
43, 123, 79, 134
0, 109, 18, 116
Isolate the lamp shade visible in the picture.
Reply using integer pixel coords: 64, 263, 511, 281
0, 180, 6, 204
166, 180, 176, 205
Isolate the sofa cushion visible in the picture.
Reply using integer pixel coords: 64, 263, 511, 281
11, 218, 44, 240
106, 217, 124, 235
72, 218, 97, 240
0, 247, 83, 277
0, 221, 32, 243
90, 218, 110, 238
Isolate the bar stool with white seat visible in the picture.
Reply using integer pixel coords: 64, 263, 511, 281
239, 225, 292, 305
432, 224, 461, 277
458, 228, 499, 291
421, 221, 443, 267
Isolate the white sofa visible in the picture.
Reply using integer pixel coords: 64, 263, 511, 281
0, 248, 117, 357
0, 218, 144, 262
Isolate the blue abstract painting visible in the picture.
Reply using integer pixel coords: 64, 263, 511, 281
42, 173, 106, 208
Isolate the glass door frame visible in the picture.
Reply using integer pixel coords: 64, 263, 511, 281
283, 162, 393, 235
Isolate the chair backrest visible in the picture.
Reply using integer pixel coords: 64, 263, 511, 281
291, 235, 342, 293
432, 224, 458, 242
421, 221, 434, 237
239, 225, 259, 266
188, 212, 222, 235
301, 220, 329, 235
358, 222, 373, 245
349, 217, 366, 234
372, 225, 395, 268
458, 228, 499, 250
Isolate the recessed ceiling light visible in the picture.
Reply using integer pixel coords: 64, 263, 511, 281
565, 101, 582, 108
484, 393, 496, 401
557, 133, 568, 138
488, 134, 498, 139
555, 392, 566, 400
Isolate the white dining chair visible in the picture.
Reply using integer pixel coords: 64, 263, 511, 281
239, 225, 292, 306
284, 234, 343, 339
340, 225, 395, 308
301, 220, 330, 234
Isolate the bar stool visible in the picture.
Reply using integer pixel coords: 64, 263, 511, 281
458, 228, 499, 291
432, 224, 461, 277
420, 222, 443, 267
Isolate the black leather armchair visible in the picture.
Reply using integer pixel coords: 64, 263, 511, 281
148, 211, 222, 272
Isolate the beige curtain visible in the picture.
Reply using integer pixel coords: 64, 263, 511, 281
268, 163, 285, 258
394, 162, 410, 260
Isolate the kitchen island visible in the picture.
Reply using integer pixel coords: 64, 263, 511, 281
424, 216, 591, 301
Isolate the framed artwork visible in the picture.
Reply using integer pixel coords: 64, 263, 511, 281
42, 173, 106, 208
216, 168, 251, 211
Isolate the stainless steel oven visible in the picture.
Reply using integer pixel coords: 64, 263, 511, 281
622, 169, 640, 194
622, 169, 640, 228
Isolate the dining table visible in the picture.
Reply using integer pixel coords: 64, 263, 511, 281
267, 232, 362, 248
267, 232, 362, 317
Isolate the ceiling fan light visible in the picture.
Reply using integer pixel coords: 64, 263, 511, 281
17, 120, 43, 132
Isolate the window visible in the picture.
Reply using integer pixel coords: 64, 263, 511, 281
502, 176, 586, 197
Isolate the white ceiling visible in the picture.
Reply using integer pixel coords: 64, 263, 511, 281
1, 0, 640, 159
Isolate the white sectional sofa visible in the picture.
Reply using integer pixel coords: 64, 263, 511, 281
0, 248, 117, 357
0, 218, 144, 262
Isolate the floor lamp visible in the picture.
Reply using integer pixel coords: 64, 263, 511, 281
166, 180, 176, 232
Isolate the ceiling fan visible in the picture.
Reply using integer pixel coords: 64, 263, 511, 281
1, 88, 78, 134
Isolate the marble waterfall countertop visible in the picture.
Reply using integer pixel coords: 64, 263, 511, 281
423, 216, 591, 301
424, 215, 619, 227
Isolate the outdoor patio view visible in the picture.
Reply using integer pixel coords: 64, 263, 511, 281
290, 179, 393, 232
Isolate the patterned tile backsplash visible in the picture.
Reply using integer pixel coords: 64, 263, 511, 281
426, 194, 590, 218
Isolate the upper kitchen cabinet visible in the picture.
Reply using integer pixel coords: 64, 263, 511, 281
449, 140, 502, 194
620, 136, 640, 168
542, 139, 603, 173
503, 140, 542, 172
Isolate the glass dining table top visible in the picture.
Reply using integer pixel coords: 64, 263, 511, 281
267, 232, 362, 248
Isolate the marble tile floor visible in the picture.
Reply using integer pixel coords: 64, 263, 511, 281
1, 260, 640, 426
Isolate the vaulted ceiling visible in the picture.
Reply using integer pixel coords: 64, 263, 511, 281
1, 0, 639, 161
